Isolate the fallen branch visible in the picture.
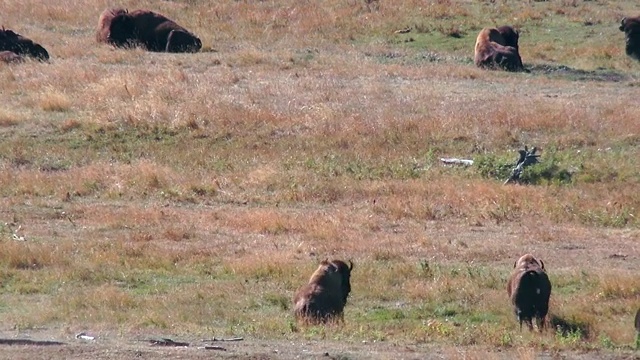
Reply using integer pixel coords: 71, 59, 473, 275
147, 338, 190, 347
504, 146, 540, 185
201, 337, 244, 342
199, 345, 227, 351
440, 158, 474, 166
0, 338, 65, 346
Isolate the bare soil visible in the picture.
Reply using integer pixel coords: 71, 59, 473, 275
0, 330, 638, 360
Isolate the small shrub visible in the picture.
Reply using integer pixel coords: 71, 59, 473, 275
475, 152, 572, 185
474, 154, 513, 181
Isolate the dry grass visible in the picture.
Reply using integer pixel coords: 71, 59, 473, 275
1, 0, 640, 358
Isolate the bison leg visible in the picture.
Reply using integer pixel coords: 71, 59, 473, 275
535, 315, 545, 332
166, 30, 201, 53
494, 52, 522, 72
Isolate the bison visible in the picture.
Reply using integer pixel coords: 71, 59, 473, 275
0, 28, 49, 61
619, 16, 640, 61
635, 307, 640, 333
506, 254, 552, 331
474, 26, 523, 71
96, 8, 202, 53
293, 259, 353, 325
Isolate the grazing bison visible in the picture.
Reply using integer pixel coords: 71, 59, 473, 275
0, 50, 23, 64
619, 16, 640, 61
0, 28, 49, 61
293, 259, 353, 325
506, 254, 552, 331
474, 26, 523, 71
96, 8, 202, 53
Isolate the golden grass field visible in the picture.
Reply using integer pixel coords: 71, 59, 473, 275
1, 0, 640, 359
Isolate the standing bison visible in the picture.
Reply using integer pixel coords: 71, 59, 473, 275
293, 259, 353, 325
619, 16, 640, 61
96, 8, 202, 53
474, 26, 523, 71
506, 254, 552, 331
0, 28, 49, 61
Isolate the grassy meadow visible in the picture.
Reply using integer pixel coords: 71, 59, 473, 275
1, 0, 640, 358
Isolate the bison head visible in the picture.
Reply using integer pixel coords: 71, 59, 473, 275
496, 25, 520, 50
328, 259, 353, 304
166, 29, 202, 53
0, 28, 49, 61
108, 13, 138, 48
309, 259, 353, 302
96, 8, 129, 44
620, 16, 640, 60
513, 253, 544, 271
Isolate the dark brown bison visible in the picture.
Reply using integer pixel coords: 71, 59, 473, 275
0, 50, 23, 64
0, 28, 49, 61
474, 27, 523, 71
506, 254, 552, 331
293, 259, 353, 325
96, 8, 202, 53
619, 16, 640, 61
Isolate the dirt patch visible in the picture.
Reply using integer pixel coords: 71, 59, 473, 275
0, 333, 636, 360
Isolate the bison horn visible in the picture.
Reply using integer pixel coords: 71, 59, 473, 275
348, 260, 354, 271
539, 259, 545, 270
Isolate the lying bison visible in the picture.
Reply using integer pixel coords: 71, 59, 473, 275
619, 16, 640, 61
293, 259, 353, 325
0, 28, 49, 61
506, 254, 552, 331
96, 8, 202, 53
474, 26, 523, 71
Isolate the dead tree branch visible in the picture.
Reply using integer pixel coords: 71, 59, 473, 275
504, 146, 540, 185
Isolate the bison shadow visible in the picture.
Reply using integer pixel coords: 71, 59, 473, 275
527, 64, 631, 82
